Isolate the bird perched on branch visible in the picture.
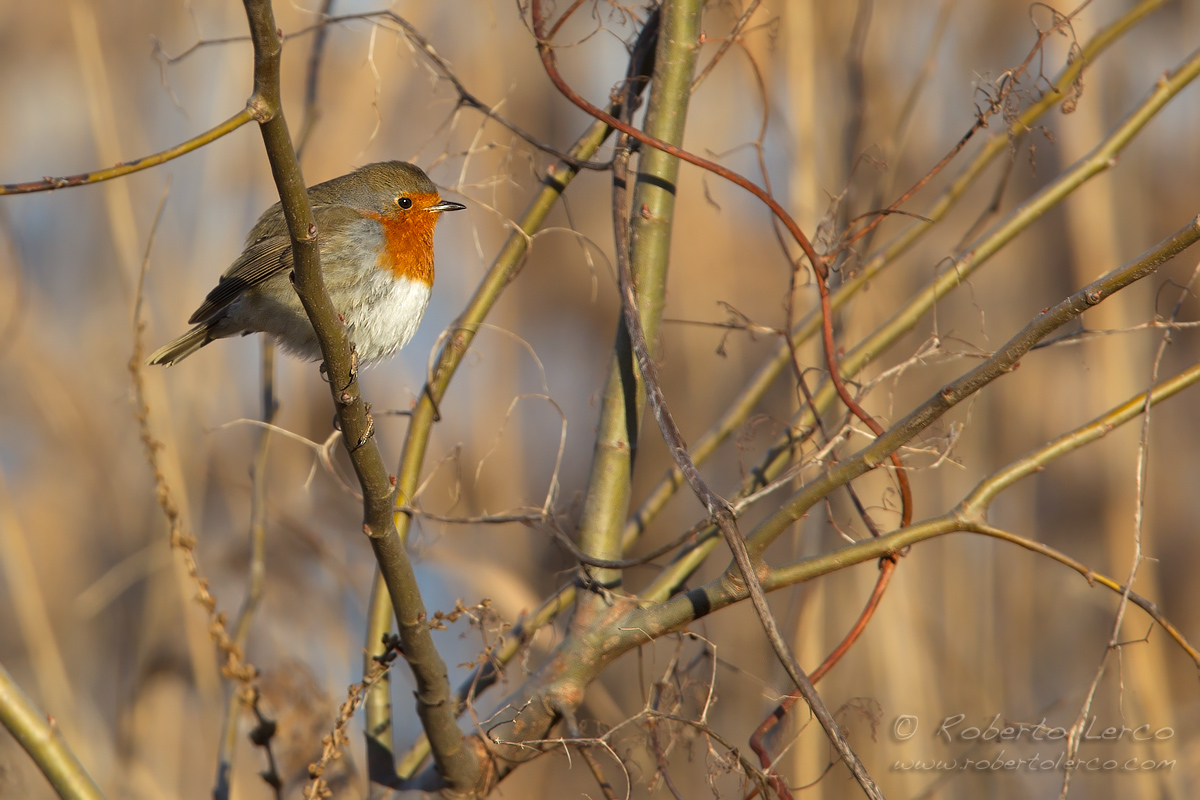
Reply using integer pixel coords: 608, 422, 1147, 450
147, 160, 465, 367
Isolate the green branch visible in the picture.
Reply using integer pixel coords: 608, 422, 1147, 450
369, 15, 662, 785
625, 215, 1200, 635
619, 0, 1171, 558
0, 660, 105, 800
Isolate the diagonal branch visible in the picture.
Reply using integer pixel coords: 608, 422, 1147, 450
622, 214, 1200, 632
0, 660, 106, 800
616, 0, 1175, 565
746, 214, 1200, 557
620, 257, 1200, 685
239, 0, 479, 793
964, 523, 1199, 667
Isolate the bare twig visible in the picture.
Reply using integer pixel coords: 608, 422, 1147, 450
0, 108, 254, 195
560, 706, 621, 800
1055, 256, 1200, 799
836, 0, 1089, 252
215, 341, 279, 798
598, 0, 884, 779
298, 10, 616, 170
611, 138, 883, 797
304, 638, 403, 800
964, 523, 1198, 666
131, 185, 280, 796
690, 0, 764, 90
749, 559, 895, 800
295, 0, 337, 159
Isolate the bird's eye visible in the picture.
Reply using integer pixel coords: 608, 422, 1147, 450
396, 196, 413, 210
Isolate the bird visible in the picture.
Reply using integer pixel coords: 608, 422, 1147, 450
146, 160, 465, 367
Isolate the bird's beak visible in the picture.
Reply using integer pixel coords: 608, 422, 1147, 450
426, 199, 467, 213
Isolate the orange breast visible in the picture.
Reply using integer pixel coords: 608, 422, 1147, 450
365, 191, 440, 286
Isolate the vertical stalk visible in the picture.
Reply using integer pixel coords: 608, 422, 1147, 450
571, 0, 704, 608
241, 0, 477, 792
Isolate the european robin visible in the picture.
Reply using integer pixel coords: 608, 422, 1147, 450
147, 160, 465, 367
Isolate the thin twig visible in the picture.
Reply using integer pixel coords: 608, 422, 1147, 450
690, 0, 764, 90
304, 638, 403, 799
560, 706, 621, 800
964, 523, 1199, 666
299, 10, 615, 170
611, 122, 884, 800
131, 184, 279, 797
530, 0, 911, 553
215, 339, 279, 799
1055, 256, 1200, 799
295, 0, 336, 159
748, 559, 895, 800
836, 0, 1089, 252
0, 108, 254, 195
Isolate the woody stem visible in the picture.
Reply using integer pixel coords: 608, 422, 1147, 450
241, 0, 480, 794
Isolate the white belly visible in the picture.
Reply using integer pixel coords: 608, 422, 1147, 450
341, 270, 432, 365
226, 267, 432, 366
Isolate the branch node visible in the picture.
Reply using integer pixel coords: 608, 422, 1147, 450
247, 94, 274, 123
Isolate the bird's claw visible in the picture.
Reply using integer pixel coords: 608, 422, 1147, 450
354, 410, 375, 450
348, 343, 360, 386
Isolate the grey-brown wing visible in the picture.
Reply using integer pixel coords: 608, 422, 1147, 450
187, 235, 293, 324
188, 203, 366, 324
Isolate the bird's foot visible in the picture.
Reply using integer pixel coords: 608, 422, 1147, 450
354, 408, 375, 450
347, 343, 360, 387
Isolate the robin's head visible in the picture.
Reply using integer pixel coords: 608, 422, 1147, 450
310, 161, 465, 285
310, 160, 466, 219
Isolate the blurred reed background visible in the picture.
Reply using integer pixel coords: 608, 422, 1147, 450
1, 0, 1199, 798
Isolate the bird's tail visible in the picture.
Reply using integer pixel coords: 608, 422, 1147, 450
145, 324, 216, 367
